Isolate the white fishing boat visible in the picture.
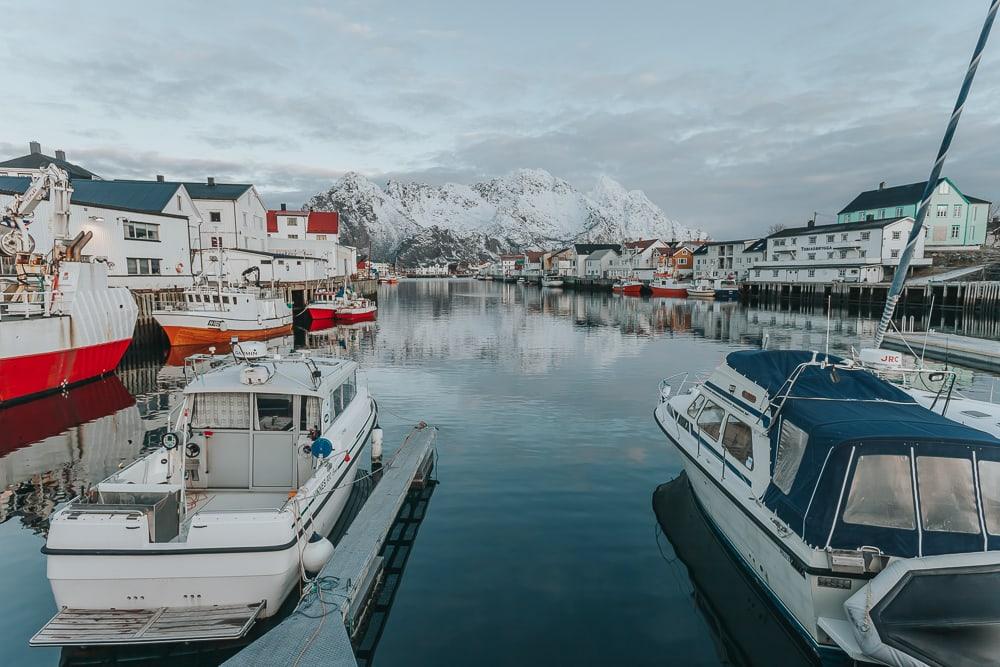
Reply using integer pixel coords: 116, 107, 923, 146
152, 278, 292, 347
36, 341, 379, 645
685, 280, 716, 299
541, 275, 563, 287
655, 349, 1000, 666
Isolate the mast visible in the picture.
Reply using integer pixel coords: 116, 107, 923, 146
873, 0, 999, 348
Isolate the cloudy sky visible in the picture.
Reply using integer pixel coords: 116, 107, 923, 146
3, 0, 999, 237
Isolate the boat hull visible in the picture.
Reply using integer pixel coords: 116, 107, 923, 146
0, 338, 132, 404
306, 304, 337, 321
335, 308, 377, 323
714, 289, 740, 301
650, 286, 688, 298
159, 322, 292, 346
612, 285, 643, 295
686, 289, 715, 299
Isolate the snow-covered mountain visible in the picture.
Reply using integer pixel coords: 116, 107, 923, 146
305, 169, 707, 264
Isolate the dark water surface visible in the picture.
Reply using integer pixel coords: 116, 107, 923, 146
2, 279, 998, 666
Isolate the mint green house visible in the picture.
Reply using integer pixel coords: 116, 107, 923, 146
837, 178, 990, 249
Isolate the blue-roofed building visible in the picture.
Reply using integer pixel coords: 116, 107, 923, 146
0, 172, 198, 289
837, 178, 990, 251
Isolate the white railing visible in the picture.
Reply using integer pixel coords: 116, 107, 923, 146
0, 279, 65, 320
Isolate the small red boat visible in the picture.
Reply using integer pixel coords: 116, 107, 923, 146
649, 275, 691, 298
611, 279, 643, 295
334, 299, 377, 323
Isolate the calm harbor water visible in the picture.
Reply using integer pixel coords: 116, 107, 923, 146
2, 279, 999, 666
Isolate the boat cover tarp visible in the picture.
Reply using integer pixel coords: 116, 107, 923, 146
843, 551, 1000, 667
726, 350, 1000, 557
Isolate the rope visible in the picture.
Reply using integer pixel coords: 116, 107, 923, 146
874, 0, 999, 347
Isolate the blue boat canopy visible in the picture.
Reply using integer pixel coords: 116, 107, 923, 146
725, 350, 1000, 557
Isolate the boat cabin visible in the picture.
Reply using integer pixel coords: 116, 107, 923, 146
699, 350, 1000, 559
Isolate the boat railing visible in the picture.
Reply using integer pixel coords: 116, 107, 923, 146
0, 276, 64, 320
658, 371, 709, 402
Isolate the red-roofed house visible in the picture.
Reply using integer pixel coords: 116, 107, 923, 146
265, 204, 355, 277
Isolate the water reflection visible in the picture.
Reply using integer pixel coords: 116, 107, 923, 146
654, 474, 819, 667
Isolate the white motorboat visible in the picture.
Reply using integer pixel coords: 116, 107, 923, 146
40, 341, 378, 640
540, 275, 563, 288
655, 350, 1000, 666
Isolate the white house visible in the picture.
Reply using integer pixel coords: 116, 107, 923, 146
499, 254, 521, 276
584, 248, 619, 277
0, 173, 198, 289
609, 239, 671, 279
693, 239, 765, 281
572, 243, 620, 277
195, 248, 328, 284
748, 217, 931, 284
523, 250, 545, 275
181, 178, 268, 252
266, 206, 345, 276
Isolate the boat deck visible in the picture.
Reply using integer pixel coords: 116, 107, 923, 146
882, 330, 1000, 372
30, 603, 265, 647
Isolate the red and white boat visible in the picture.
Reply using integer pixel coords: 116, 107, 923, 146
305, 290, 340, 321
0, 166, 137, 405
378, 275, 399, 285
335, 297, 377, 323
649, 273, 691, 298
611, 278, 643, 295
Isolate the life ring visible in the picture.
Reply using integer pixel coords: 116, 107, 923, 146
175, 262, 184, 273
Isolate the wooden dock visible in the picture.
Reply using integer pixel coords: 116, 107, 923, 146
225, 424, 437, 667
882, 331, 1000, 373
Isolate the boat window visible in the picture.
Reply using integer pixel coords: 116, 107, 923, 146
773, 420, 808, 494
191, 393, 250, 429
843, 455, 915, 530
677, 415, 690, 431
978, 461, 1000, 535
300, 396, 322, 432
256, 394, 294, 431
696, 401, 725, 441
330, 385, 343, 419
916, 457, 979, 534
686, 394, 706, 419
721, 416, 753, 468
343, 372, 357, 405
222, 296, 230, 304
212, 295, 220, 304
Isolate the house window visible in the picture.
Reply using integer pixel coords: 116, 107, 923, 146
126, 257, 161, 275
939, 182, 950, 194
839, 250, 848, 259
209, 211, 222, 223
891, 249, 900, 258
210, 236, 223, 248
827, 251, 834, 259
807, 253, 815, 260
826, 235, 834, 242
951, 225, 961, 239
860, 250, 867, 258
791, 238, 797, 245
937, 204, 948, 217
771, 270, 778, 277
892, 230, 901, 240
771, 254, 779, 261
838, 269, 846, 277
288, 234, 299, 239
123, 221, 160, 241
176, 195, 182, 210
860, 231, 870, 240
808, 236, 816, 244
807, 269, 815, 278
878, 209, 885, 219
286, 217, 299, 226
895, 207, 904, 216
841, 233, 848, 241
315, 234, 327, 240
954, 204, 962, 217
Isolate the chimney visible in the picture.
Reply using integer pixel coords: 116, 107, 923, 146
207, 176, 216, 186
29, 141, 41, 155
280, 203, 287, 211
807, 219, 815, 228
55, 149, 66, 161
878, 181, 886, 190
156, 174, 164, 182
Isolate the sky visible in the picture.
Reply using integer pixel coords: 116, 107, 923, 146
2, 0, 1000, 238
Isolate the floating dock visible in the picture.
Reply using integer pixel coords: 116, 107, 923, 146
225, 424, 437, 667
882, 330, 1000, 373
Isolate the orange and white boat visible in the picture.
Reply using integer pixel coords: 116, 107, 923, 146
153, 284, 292, 346
611, 278, 643, 295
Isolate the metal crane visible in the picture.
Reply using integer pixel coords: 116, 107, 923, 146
1, 164, 74, 256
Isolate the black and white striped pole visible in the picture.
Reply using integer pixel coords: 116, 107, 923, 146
874, 0, 999, 349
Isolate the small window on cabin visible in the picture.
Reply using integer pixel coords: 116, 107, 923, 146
330, 385, 344, 419
773, 420, 808, 494
696, 401, 725, 441
916, 457, 979, 534
342, 371, 357, 406
978, 461, 1000, 534
686, 394, 706, 419
191, 393, 250, 429
300, 396, 322, 432
222, 296, 230, 304
256, 394, 294, 431
212, 295, 220, 304
843, 455, 915, 530
721, 416, 753, 468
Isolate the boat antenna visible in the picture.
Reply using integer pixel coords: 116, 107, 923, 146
874, 0, 999, 348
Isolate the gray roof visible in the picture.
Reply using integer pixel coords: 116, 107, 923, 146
769, 217, 909, 239
0, 175, 186, 218
185, 355, 356, 397
0, 152, 99, 179
586, 248, 618, 261
574, 243, 621, 255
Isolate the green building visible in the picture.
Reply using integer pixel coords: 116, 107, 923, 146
837, 178, 990, 250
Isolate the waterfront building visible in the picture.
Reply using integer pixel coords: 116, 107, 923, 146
195, 248, 328, 283
609, 239, 671, 279
571, 243, 620, 277
499, 253, 522, 276
693, 239, 765, 281
183, 178, 267, 252
0, 142, 99, 180
584, 247, 619, 277
266, 205, 351, 276
748, 217, 930, 284
0, 172, 197, 290
522, 250, 545, 275
837, 178, 990, 251
544, 247, 574, 276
